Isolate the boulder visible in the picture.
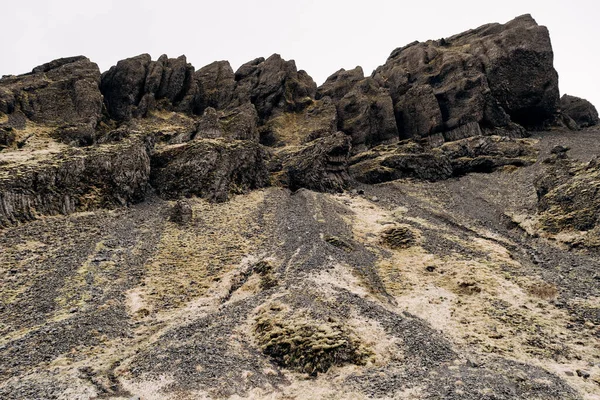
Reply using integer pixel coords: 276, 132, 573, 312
170, 200, 193, 224
560, 95, 599, 128
0, 138, 151, 227
373, 14, 559, 140
100, 54, 197, 121
150, 139, 269, 202
0, 56, 103, 141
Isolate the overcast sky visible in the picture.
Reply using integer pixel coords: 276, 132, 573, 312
3, 0, 599, 108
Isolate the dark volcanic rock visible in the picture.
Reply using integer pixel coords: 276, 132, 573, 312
316, 67, 365, 102
336, 78, 399, 153
317, 67, 398, 152
170, 200, 193, 224
560, 94, 599, 128
350, 135, 536, 184
259, 97, 338, 146
0, 56, 103, 137
350, 141, 453, 183
440, 135, 538, 175
0, 127, 16, 150
274, 132, 352, 192
100, 54, 197, 121
194, 61, 237, 112
373, 14, 559, 140
0, 138, 150, 227
150, 139, 269, 202
233, 54, 317, 121
535, 155, 600, 247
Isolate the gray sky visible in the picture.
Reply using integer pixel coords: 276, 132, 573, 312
3, 0, 599, 108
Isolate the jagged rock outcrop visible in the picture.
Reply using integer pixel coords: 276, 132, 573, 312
317, 67, 398, 152
535, 154, 600, 247
350, 135, 536, 183
100, 54, 197, 121
194, 61, 237, 112
233, 54, 317, 121
373, 14, 559, 141
0, 56, 103, 145
150, 139, 269, 202
560, 94, 599, 129
190, 103, 259, 142
272, 132, 351, 192
0, 138, 150, 227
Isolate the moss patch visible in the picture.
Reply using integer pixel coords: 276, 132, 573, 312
254, 302, 372, 376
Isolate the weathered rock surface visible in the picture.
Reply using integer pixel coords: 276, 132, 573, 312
100, 54, 197, 121
350, 135, 536, 183
317, 67, 398, 152
0, 138, 150, 227
373, 14, 560, 141
0, 56, 103, 145
194, 61, 237, 112
233, 54, 317, 121
272, 131, 351, 192
259, 98, 338, 146
560, 94, 599, 129
535, 153, 600, 247
150, 139, 269, 202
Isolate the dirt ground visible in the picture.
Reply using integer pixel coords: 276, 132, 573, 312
1, 128, 599, 399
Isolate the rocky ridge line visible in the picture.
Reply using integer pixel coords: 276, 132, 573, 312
0, 14, 598, 228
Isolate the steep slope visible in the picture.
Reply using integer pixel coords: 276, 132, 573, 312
0, 13, 599, 400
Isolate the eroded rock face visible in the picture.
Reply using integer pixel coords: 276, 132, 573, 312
0, 56, 103, 145
350, 135, 536, 184
100, 54, 197, 121
560, 94, 599, 129
535, 154, 600, 247
0, 138, 150, 227
150, 139, 269, 202
274, 131, 352, 193
373, 14, 559, 140
194, 60, 237, 113
233, 54, 317, 121
317, 68, 398, 152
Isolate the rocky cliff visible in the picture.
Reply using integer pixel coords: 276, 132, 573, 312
1, 14, 599, 400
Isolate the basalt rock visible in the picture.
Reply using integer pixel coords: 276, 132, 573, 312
0, 56, 103, 143
0, 138, 150, 227
259, 97, 338, 146
560, 94, 599, 129
316, 67, 366, 102
350, 135, 536, 184
100, 54, 197, 121
336, 78, 399, 153
233, 54, 317, 121
150, 139, 269, 202
535, 154, 600, 247
273, 131, 351, 192
373, 14, 560, 140
194, 61, 236, 112
317, 67, 398, 153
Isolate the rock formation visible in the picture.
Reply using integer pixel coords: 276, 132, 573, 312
373, 14, 559, 140
1, 14, 600, 400
560, 94, 600, 129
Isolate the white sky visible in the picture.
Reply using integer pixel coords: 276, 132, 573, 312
2, 0, 599, 108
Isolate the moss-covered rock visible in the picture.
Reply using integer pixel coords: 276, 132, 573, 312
254, 302, 371, 376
